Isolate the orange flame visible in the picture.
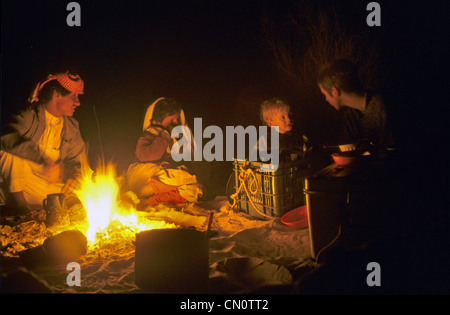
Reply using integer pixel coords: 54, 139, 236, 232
73, 163, 175, 244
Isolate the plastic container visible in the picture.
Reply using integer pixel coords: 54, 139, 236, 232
331, 152, 357, 166
232, 158, 312, 219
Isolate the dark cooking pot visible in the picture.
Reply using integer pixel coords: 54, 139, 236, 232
135, 229, 209, 293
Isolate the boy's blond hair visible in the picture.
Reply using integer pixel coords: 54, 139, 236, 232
259, 98, 290, 125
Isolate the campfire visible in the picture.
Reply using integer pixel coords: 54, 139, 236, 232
0, 162, 177, 259
73, 162, 176, 245
74, 163, 176, 252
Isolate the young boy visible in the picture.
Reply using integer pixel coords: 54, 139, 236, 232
258, 98, 305, 162
260, 98, 293, 135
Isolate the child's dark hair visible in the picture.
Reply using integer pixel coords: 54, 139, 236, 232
152, 98, 182, 122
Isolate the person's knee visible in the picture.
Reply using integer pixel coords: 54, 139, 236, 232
139, 184, 155, 198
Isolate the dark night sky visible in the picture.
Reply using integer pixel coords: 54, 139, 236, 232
2, 0, 449, 176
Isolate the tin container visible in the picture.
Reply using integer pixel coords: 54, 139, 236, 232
134, 229, 209, 293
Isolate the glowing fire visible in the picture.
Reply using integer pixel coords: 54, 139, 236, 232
73, 163, 176, 244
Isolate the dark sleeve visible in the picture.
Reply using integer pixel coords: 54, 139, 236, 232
342, 107, 363, 144
374, 98, 396, 147
365, 95, 396, 147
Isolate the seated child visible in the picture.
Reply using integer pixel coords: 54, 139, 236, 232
257, 98, 306, 162
125, 97, 202, 209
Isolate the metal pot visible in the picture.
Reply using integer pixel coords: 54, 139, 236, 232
43, 193, 65, 226
134, 228, 209, 293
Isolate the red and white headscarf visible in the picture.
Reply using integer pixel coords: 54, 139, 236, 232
29, 71, 84, 103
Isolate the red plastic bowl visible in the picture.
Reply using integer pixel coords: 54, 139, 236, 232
281, 205, 308, 229
331, 152, 357, 166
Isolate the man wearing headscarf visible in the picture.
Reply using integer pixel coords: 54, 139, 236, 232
1, 71, 87, 214
125, 97, 202, 209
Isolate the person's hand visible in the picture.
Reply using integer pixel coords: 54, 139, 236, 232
61, 178, 81, 195
160, 129, 176, 150
160, 129, 172, 143
44, 161, 62, 184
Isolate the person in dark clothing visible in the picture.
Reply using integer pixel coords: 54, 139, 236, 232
317, 59, 395, 151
